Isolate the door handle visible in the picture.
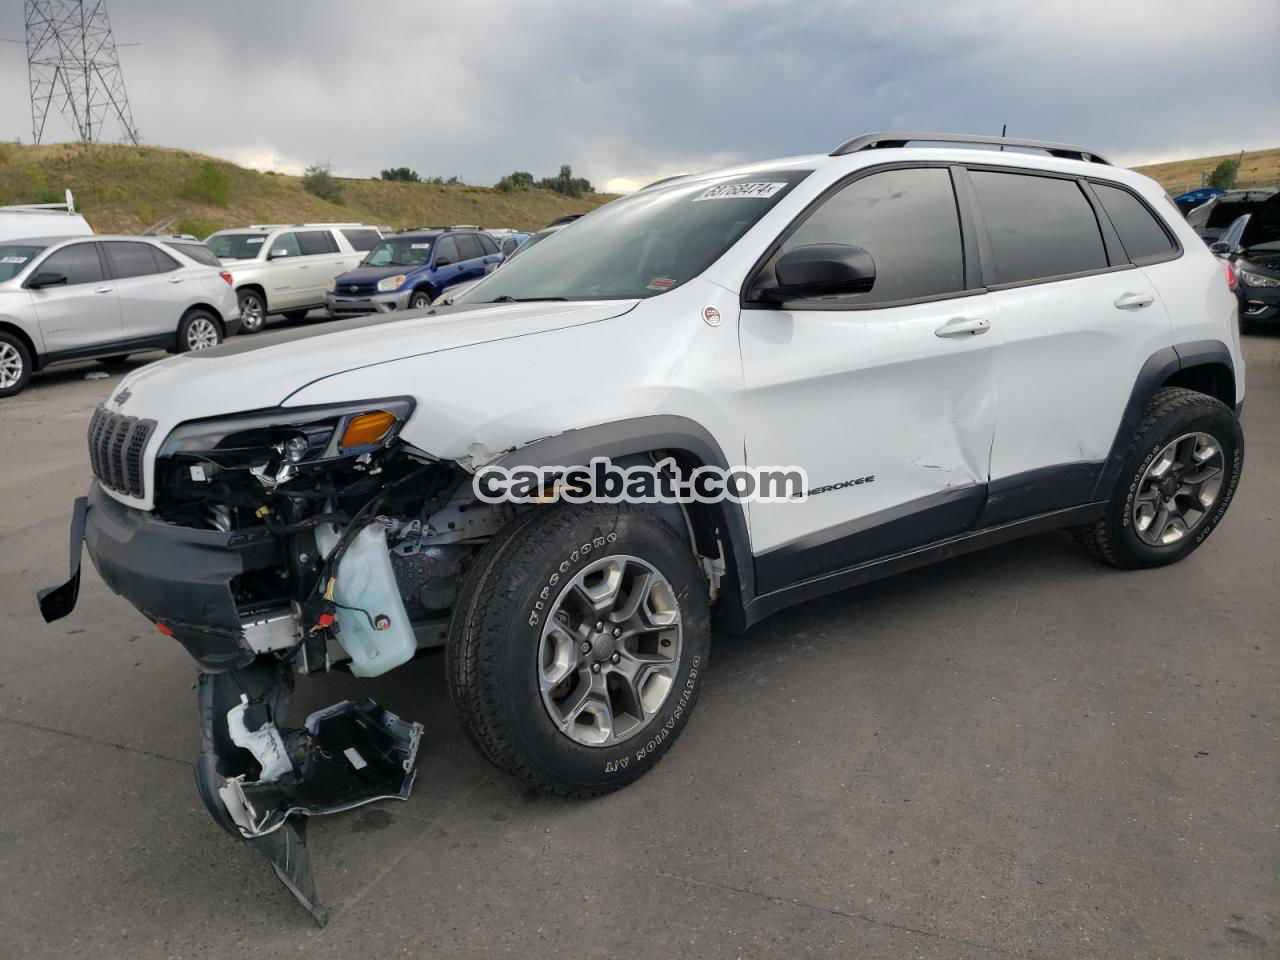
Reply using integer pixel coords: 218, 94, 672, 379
94, 286, 113, 294
168, 276, 183, 284
934, 316, 991, 338
1114, 292, 1154, 310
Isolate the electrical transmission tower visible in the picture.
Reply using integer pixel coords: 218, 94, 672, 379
24, 0, 139, 145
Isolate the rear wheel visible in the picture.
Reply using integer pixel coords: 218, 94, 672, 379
177, 310, 223, 353
237, 290, 266, 334
447, 503, 710, 795
1078, 387, 1242, 569
0, 332, 32, 397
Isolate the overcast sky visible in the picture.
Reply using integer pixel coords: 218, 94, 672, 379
2, 0, 1277, 191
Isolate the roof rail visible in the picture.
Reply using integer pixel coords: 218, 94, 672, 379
830, 132, 1109, 165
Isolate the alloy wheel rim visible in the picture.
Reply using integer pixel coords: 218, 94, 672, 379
187, 317, 219, 350
242, 298, 264, 330
0, 343, 22, 389
538, 554, 683, 747
1132, 432, 1224, 546
412, 293, 430, 309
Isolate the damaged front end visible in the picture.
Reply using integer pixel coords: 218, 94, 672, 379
39, 397, 501, 924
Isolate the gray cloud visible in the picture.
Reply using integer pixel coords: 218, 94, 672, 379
1, 0, 1276, 189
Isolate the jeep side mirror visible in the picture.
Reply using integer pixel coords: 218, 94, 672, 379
764, 244, 876, 301
435, 256, 453, 267
27, 271, 68, 290
1209, 241, 1231, 256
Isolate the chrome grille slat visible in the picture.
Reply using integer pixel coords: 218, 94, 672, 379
86, 406, 157, 499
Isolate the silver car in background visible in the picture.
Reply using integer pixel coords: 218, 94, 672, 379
0, 235, 240, 397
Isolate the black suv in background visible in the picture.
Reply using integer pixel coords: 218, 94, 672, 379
1212, 193, 1280, 329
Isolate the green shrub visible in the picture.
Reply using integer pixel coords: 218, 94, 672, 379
1208, 157, 1240, 190
185, 160, 231, 207
302, 164, 343, 203
178, 218, 218, 239
380, 167, 420, 182
537, 164, 593, 198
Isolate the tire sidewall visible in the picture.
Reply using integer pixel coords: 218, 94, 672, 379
1113, 400, 1243, 565
496, 508, 709, 792
410, 289, 433, 310
0, 332, 32, 397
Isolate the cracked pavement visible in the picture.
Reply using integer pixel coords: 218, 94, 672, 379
1, 321, 1276, 958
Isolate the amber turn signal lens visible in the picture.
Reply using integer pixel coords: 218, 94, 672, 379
339, 410, 397, 450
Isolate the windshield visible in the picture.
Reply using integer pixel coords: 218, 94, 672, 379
0, 243, 46, 283
455, 170, 810, 303
362, 237, 433, 267
503, 229, 554, 263
207, 233, 267, 260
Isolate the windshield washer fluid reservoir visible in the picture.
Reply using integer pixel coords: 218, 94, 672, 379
314, 521, 416, 677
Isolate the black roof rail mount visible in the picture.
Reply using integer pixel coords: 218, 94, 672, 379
831, 131, 1109, 165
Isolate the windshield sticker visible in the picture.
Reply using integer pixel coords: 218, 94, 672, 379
246, 237, 265, 244
693, 181, 787, 202
410, 243, 431, 249
0, 256, 29, 264
647, 277, 676, 291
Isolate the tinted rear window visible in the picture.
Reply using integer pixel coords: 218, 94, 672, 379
341, 228, 381, 251
1093, 183, 1177, 262
297, 230, 339, 255
477, 233, 498, 255
455, 234, 483, 260
166, 242, 221, 267
971, 171, 1107, 284
104, 241, 165, 279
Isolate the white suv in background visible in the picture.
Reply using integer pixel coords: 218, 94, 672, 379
205, 223, 384, 333
0, 235, 239, 397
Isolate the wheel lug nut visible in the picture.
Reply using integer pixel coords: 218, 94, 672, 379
612, 626, 621, 637
611, 652, 621, 664
594, 621, 603, 631
591, 662, 601, 673
580, 641, 591, 654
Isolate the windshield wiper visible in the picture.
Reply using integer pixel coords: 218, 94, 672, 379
483, 295, 569, 303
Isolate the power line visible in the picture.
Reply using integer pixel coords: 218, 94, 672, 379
23, 0, 139, 145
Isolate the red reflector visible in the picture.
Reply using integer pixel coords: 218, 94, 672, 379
1221, 260, 1237, 291
219, 270, 233, 286
155, 621, 174, 637
317, 613, 337, 629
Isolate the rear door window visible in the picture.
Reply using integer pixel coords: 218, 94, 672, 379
455, 234, 484, 261
970, 170, 1107, 284
753, 166, 965, 305
1093, 183, 1177, 263
341, 228, 381, 251
297, 230, 340, 255
104, 241, 165, 279
35, 243, 106, 285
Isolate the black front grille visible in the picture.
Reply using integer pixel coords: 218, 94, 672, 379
88, 407, 156, 499
338, 281, 377, 296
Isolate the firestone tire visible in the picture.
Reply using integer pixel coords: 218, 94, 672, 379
1078, 387, 1243, 569
446, 503, 710, 796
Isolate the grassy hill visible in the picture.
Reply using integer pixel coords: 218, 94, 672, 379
0, 142, 615, 237
1132, 147, 1280, 195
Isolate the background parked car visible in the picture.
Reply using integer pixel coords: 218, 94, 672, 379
1185, 188, 1278, 244
491, 231, 531, 257
0, 235, 238, 397
206, 223, 384, 333
0, 192, 93, 243
326, 228, 501, 317
1172, 187, 1225, 216
1210, 194, 1280, 330
434, 223, 568, 305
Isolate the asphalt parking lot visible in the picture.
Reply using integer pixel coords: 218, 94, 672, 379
1, 323, 1276, 959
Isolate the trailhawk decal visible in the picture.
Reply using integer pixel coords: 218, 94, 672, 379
692, 181, 787, 201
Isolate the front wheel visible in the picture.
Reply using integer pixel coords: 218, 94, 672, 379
177, 310, 223, 353
0, 331, 32, 397
1078, 387, 1243, 569
408, 289, 434, 311
447, 503, 710, 795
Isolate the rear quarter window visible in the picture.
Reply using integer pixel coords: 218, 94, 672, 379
1092, 183, 1177, 263
970, 170, 1107, 285
341, 228, 381, 251
165, 242, 221, 267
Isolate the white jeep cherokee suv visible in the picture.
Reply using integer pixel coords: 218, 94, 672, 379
39, 133, 1245, 923
206, 223, 384, 333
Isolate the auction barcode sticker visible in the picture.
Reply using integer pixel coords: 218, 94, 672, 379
693, 182, 786, 201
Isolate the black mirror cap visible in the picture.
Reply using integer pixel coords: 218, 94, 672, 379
768, 244, 876, 301
27, 271, 68, 290
435, 257, 453, 267
1209, 241, 1232, 256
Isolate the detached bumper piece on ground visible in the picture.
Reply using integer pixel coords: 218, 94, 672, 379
194, 659, 423, 926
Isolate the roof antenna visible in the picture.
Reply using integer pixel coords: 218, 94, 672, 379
1000, 124, 1007, 151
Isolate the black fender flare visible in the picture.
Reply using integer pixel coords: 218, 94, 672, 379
1093, 339, 1236, 499
493, 415, 754, 629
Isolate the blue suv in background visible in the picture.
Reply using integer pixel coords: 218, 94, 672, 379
326, 228, 501, 316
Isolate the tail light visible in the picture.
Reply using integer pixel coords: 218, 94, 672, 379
1221, 260, 1237, 292
219, 270, 233, 286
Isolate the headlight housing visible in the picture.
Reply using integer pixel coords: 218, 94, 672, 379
377, 274, 407, 293
159, 398, 415, 471
1238, 268, 1280, 289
